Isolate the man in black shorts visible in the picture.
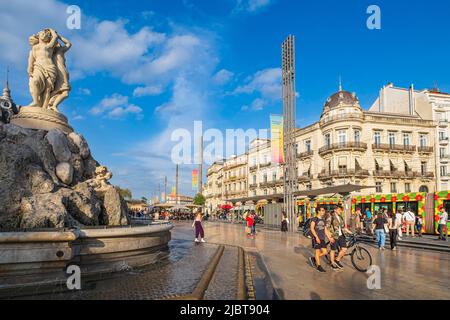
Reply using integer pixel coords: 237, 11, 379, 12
309, 206, 334, 273
327, 204, 352, 271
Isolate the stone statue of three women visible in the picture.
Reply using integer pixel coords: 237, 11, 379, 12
27, 28, 71, 112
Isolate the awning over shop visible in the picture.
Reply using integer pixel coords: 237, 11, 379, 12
225, 194, 284, 204
293, 184, 376, 198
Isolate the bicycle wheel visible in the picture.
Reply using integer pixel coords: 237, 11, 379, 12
351, 246, 372, 272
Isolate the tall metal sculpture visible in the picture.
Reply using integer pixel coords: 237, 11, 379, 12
282, 35, 298, 232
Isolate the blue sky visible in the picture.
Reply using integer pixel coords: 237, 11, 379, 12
1, 0, 449, 199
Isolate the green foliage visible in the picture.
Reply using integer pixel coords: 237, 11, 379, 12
193, 193, 206, 206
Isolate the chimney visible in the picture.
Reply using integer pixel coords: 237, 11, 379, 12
409, 84, 416, 115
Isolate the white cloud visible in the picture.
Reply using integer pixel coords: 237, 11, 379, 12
78, 88, 92, 96
213, 69, 234, 85
234, 67, 281, 99
0, 0, 218, 198
90, 94, 143, 119
233, 67, 281, 110
251, 98, 266, 110
133, 85, 164, 97
234, 0, 273, 13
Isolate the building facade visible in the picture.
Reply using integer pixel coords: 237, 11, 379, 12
204, 84, 446, 212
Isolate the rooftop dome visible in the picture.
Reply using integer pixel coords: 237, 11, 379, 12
324, 90, 359, 109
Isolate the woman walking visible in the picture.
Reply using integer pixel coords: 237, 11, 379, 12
192, 211, 206, 243
372, 212, 388, 250
388, 212, 399, 251
281, 212, 289, 232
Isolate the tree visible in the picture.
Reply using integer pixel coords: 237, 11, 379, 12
141, 196, 148, 204
193, 193, 206, 206
116, 186, 132, 200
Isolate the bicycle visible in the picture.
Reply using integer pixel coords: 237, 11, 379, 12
324, 233, 372, 272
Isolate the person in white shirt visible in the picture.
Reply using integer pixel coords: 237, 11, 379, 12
395, 209, 404, 240
437, 207, 448, 241
404, 208, 416, 237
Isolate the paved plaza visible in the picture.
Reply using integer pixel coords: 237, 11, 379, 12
191, 221, 450, 300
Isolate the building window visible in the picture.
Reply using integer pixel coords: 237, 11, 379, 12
419, 134, 428, 147
440, 166, 448, 177
440, 148, 447, 159
263, 155, 268, 164
389, 132, 395, 146
253, 175, 256, 184
376, 182, 382, 193
306, 184, 312, 190
403, 133, 410, 146
439, 131, 447, 141
263, 173, 267, 183
324, 133, 331, 147
253, 190, 256, 196
264, 189, 268, 195
374, 131, 381, 146
354, 130, 361, 143
390, 182, 397, 193
305, 140, 311, 153
419, 186, 429, 193
421, 162, 427, 175
405, 183, 411, 193
272, 172, 277, 181
338, 130, 346, 145
252, 158, 256, 166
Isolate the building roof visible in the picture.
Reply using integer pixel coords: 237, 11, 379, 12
324, 90, 359, 110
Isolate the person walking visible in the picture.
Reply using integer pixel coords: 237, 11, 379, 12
281, 212, 289, 232
416, 214, 423, 238
404, 208, 416, 237
246, 212, 255, 239
309, 206, 333, 273
365, 208, 373, 235
437, 207, 448, 241
250, 211, 257, 236
372, 212, 388, 250
192, 212, 206, 243
388, 212, 400, 251
327, 204, 352, 271
395, 209, 404, 240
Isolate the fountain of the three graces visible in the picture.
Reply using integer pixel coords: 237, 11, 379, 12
0, 29, 173, 296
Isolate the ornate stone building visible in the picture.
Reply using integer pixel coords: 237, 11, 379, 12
204, 84, 443, 212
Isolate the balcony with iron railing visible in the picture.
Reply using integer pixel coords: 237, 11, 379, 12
297, 150, 314, 159
438, 119, 449, 127
373, 170, 420, 179
319, 142, 368, 155
318, 169, 370, 180
298, 174, 312, 182
249, 165, 258, 172
259, 162, 272, 168
372, 143, 416, 153
418, 146, 434, 153
440, 154, 450, 162
249, 183, 258, 189
320, 113, 364, 126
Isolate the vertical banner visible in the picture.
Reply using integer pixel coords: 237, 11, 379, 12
270, 114, 284, 164
170, 186, 176, 200
161, 192, 166, 203
155, 196, 159, 204
192, 169, 199, 191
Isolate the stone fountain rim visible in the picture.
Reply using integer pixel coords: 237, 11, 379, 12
0, 222, 174, 243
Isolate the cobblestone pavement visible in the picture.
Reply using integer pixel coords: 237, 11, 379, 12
195, 221, 450, 300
